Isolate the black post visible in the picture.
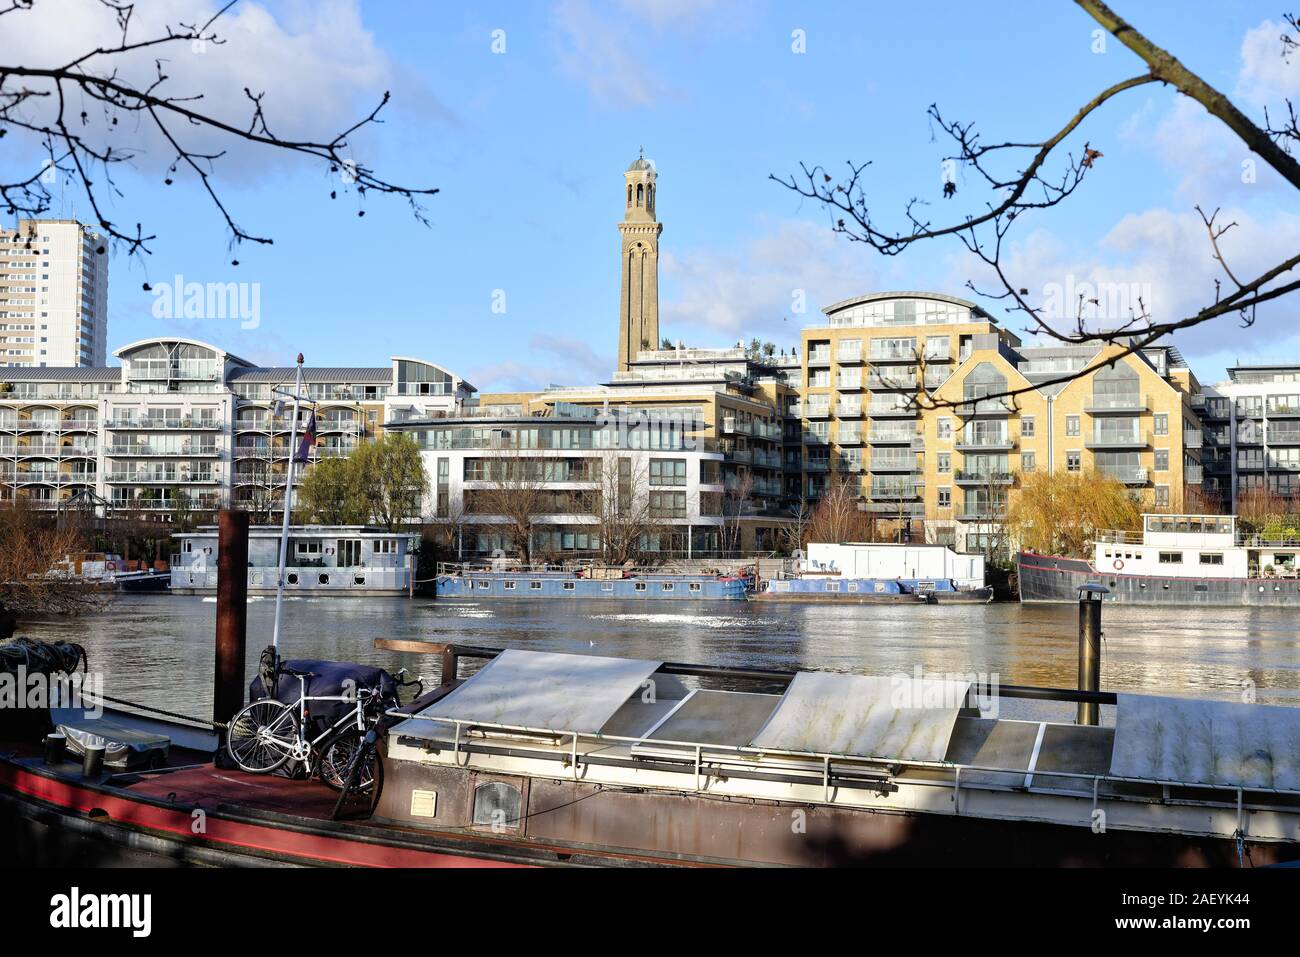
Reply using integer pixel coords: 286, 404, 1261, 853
214, 509, 249, 727
1077, 583, 1107, 726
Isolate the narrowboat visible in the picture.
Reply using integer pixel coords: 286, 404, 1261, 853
434, 563, 749, 600
1019, 512, 1300, 606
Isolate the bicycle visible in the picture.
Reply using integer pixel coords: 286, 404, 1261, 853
226, 664, 399, 792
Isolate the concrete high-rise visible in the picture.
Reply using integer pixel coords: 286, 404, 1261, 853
616, 150, 662, 371
0, 219, 108, 367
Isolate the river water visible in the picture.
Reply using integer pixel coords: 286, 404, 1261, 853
15, 594, 1300, 723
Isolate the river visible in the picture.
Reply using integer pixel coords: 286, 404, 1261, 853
14, 594, 1300, 723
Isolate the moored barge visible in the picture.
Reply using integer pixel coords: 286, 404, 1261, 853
434, 563, 749, 600
754, 541, 993, 603
1019, 512, 1300, 606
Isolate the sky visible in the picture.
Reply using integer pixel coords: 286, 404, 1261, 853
1, 0, 1298, 390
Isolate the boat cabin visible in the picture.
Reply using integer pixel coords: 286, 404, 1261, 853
802, 542, 985, 589
170, 525, 415, 596
1093, 513, 1300, 580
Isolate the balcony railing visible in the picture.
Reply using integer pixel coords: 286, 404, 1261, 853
106, 416, 221, 430
1084, 430, 1151, 450
1084, 393, 1149, 413
1185, 464, 1204, 484
1100, 468, 1149, 486
107, 444, 218, 456
954, 470, 1015, 485
1184, 429, 1203, 449
867, 344, 918, 363
867, 372, 917, 390
955, 435, 1015, 451
868, 428, 921, 444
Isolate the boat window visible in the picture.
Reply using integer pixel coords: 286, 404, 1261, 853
1199, 553, 1224, 565
472, 781, 521, 829
503, 580, 515, 589
874, 582, 886, 593
661, 582, 674, 592
689, 582, 701, 592
825, 581, 840, 592
563, 581, 576, 590
318, 573, 329, 585
635, 582, 647, 591
1276, 554, 1295, 567
287, 573, 298, 585
847, 582, 858, 592
353, 575, 365, 585
601, 582, 614, 591
1158, 552, 1182, 564
530, 580, 543, 589
477, 580, 491, 589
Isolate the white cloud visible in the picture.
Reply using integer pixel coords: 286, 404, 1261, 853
0, 0, 401, 178
660, 217, 880, 346
964, 208, 1300, 372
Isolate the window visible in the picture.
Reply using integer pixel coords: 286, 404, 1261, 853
1067, 451, 1081, 472
938, 487, 951, 508
634, 581, 647, 592
1154, 449, 1169, 471
373, 539, 397, 553
1021, 416, 1035, 438
1199, 553, 1224, 565
563, 581, 575, 590
472, 782, 521, 829
1022, 451, 1036, 472
1066, 415, 1080, 437
937, 453, 950, 474
649, 459, 686, 486
1155, 485, 1170, 507
503, 580, 516, 590
689, 582, 701, 593
1154, 414, 1168, 436
661, 582, 674, 592
937, 418, 952, 439
477, 580, 491, 589
1159, 551, 1182, 564
530, 580, 542, 590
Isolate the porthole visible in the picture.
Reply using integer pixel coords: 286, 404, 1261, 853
287, 573, 298, 585
472, 781, 521, 829
353, 575, 365, 586
319, 573, 329, 585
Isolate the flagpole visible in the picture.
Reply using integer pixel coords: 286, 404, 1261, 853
271, 354, 305, 656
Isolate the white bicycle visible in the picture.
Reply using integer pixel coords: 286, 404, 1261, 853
226, 664, 389, 792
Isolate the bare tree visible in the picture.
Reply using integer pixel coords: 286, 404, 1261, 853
721, 469, 754, 556
0, 1, 435, 258
774, 1, 1300, 407
472, 444, 547, 564
0, 501, 104, 618
593, 453, 660, 565
806, 475, 870, 544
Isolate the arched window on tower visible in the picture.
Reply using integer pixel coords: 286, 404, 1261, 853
627, 184, 632, 208
637, 183, 644, 207
647, 183, 654, 213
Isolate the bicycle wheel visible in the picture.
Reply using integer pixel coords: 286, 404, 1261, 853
227, 698, 299, 774
318, 729, 379, 792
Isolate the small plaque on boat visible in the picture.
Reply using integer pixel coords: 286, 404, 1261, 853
750, 672, 970, 762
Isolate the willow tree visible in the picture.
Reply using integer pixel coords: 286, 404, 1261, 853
296, 457, 367, 526
348, 434, 427, 532
1007, 470, 1141, 557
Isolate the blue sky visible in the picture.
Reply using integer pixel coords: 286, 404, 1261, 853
3, 1, 1298, 389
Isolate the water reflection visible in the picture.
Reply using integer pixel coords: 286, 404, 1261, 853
15, 595, 1300, 723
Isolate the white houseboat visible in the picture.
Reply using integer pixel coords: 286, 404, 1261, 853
170, 525, 415, 596
1019, 513, 1300, 605
755, 541, 992, 603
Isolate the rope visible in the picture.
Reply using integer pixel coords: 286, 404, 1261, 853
81, 691, 228, 731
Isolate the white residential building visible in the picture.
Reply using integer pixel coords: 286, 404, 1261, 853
0, 219, 109, 367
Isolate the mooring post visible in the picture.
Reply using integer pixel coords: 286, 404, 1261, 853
214, 509, 250, 727
1077, 583, 1108, 726
441, 644, 459, 687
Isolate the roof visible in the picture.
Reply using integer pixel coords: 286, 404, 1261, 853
0, 367, 122, 382
226, 367, 391, 384
821, 290, 992, 320
113, 336, 254, 367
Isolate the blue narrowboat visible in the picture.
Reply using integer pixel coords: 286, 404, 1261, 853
753, 576, 992, 604
435, 566, 750, 601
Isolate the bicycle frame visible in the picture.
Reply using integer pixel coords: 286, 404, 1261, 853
255, 674, 374, 771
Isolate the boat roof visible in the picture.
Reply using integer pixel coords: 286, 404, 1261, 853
397, 649, 1300, 792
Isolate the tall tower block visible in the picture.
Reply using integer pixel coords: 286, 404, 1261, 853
617, 149, 663, 371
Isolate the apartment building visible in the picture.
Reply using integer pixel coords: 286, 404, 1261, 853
1200, 364, 1300, 504
920, 335, 1205, 551
0, 219, 109, 367
0, 335, 471, 519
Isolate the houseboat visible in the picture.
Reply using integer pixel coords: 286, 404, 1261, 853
1019, 513, 1300, 606
170, 525, 415, 596
5, 642, 1298, 867
434, 562, 749, 600
754, 541, 993, 603
48, 552, 170, 592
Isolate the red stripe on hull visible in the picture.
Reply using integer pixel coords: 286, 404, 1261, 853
0, 762, 525, 868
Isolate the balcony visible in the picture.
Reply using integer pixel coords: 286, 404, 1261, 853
868, 401, 916, 418
864, 501, 925, 516
1185, 464, 1204, 484
867, 372, 917, 390
1183, 429, 1203, 449
107, 444, 218, 457
835, 403, 863, 418
1100, 468, 1149, 486
1084, 430, 1151, 450
1084, 393, 1149, 414
870, 458, 921, 474
867, 344, 918, 363
1267, 427, 1300, 445
835, 375, 864, 391
955, 435, 1016, 452
1267, 403, 1300, 418
107, 416, 221, 430
835, 347, 864, 364
105, 471, 219, 484
802, 403, 831, 419
954, 470, 1015, 486
807, 348, 832, 366
868, 429, 921, 445
959, 508, 1008, 522
837, 429, 863, 445
806, 460, 830, 472
869, 483, 922, 500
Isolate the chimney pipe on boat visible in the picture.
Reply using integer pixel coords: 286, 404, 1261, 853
1076, 583, 1107, 725
214, 509, 250, 727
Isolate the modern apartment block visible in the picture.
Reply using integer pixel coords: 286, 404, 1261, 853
0, 336, 471, 518
0, 219, 109, 367
1200, 364, 1300, 504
